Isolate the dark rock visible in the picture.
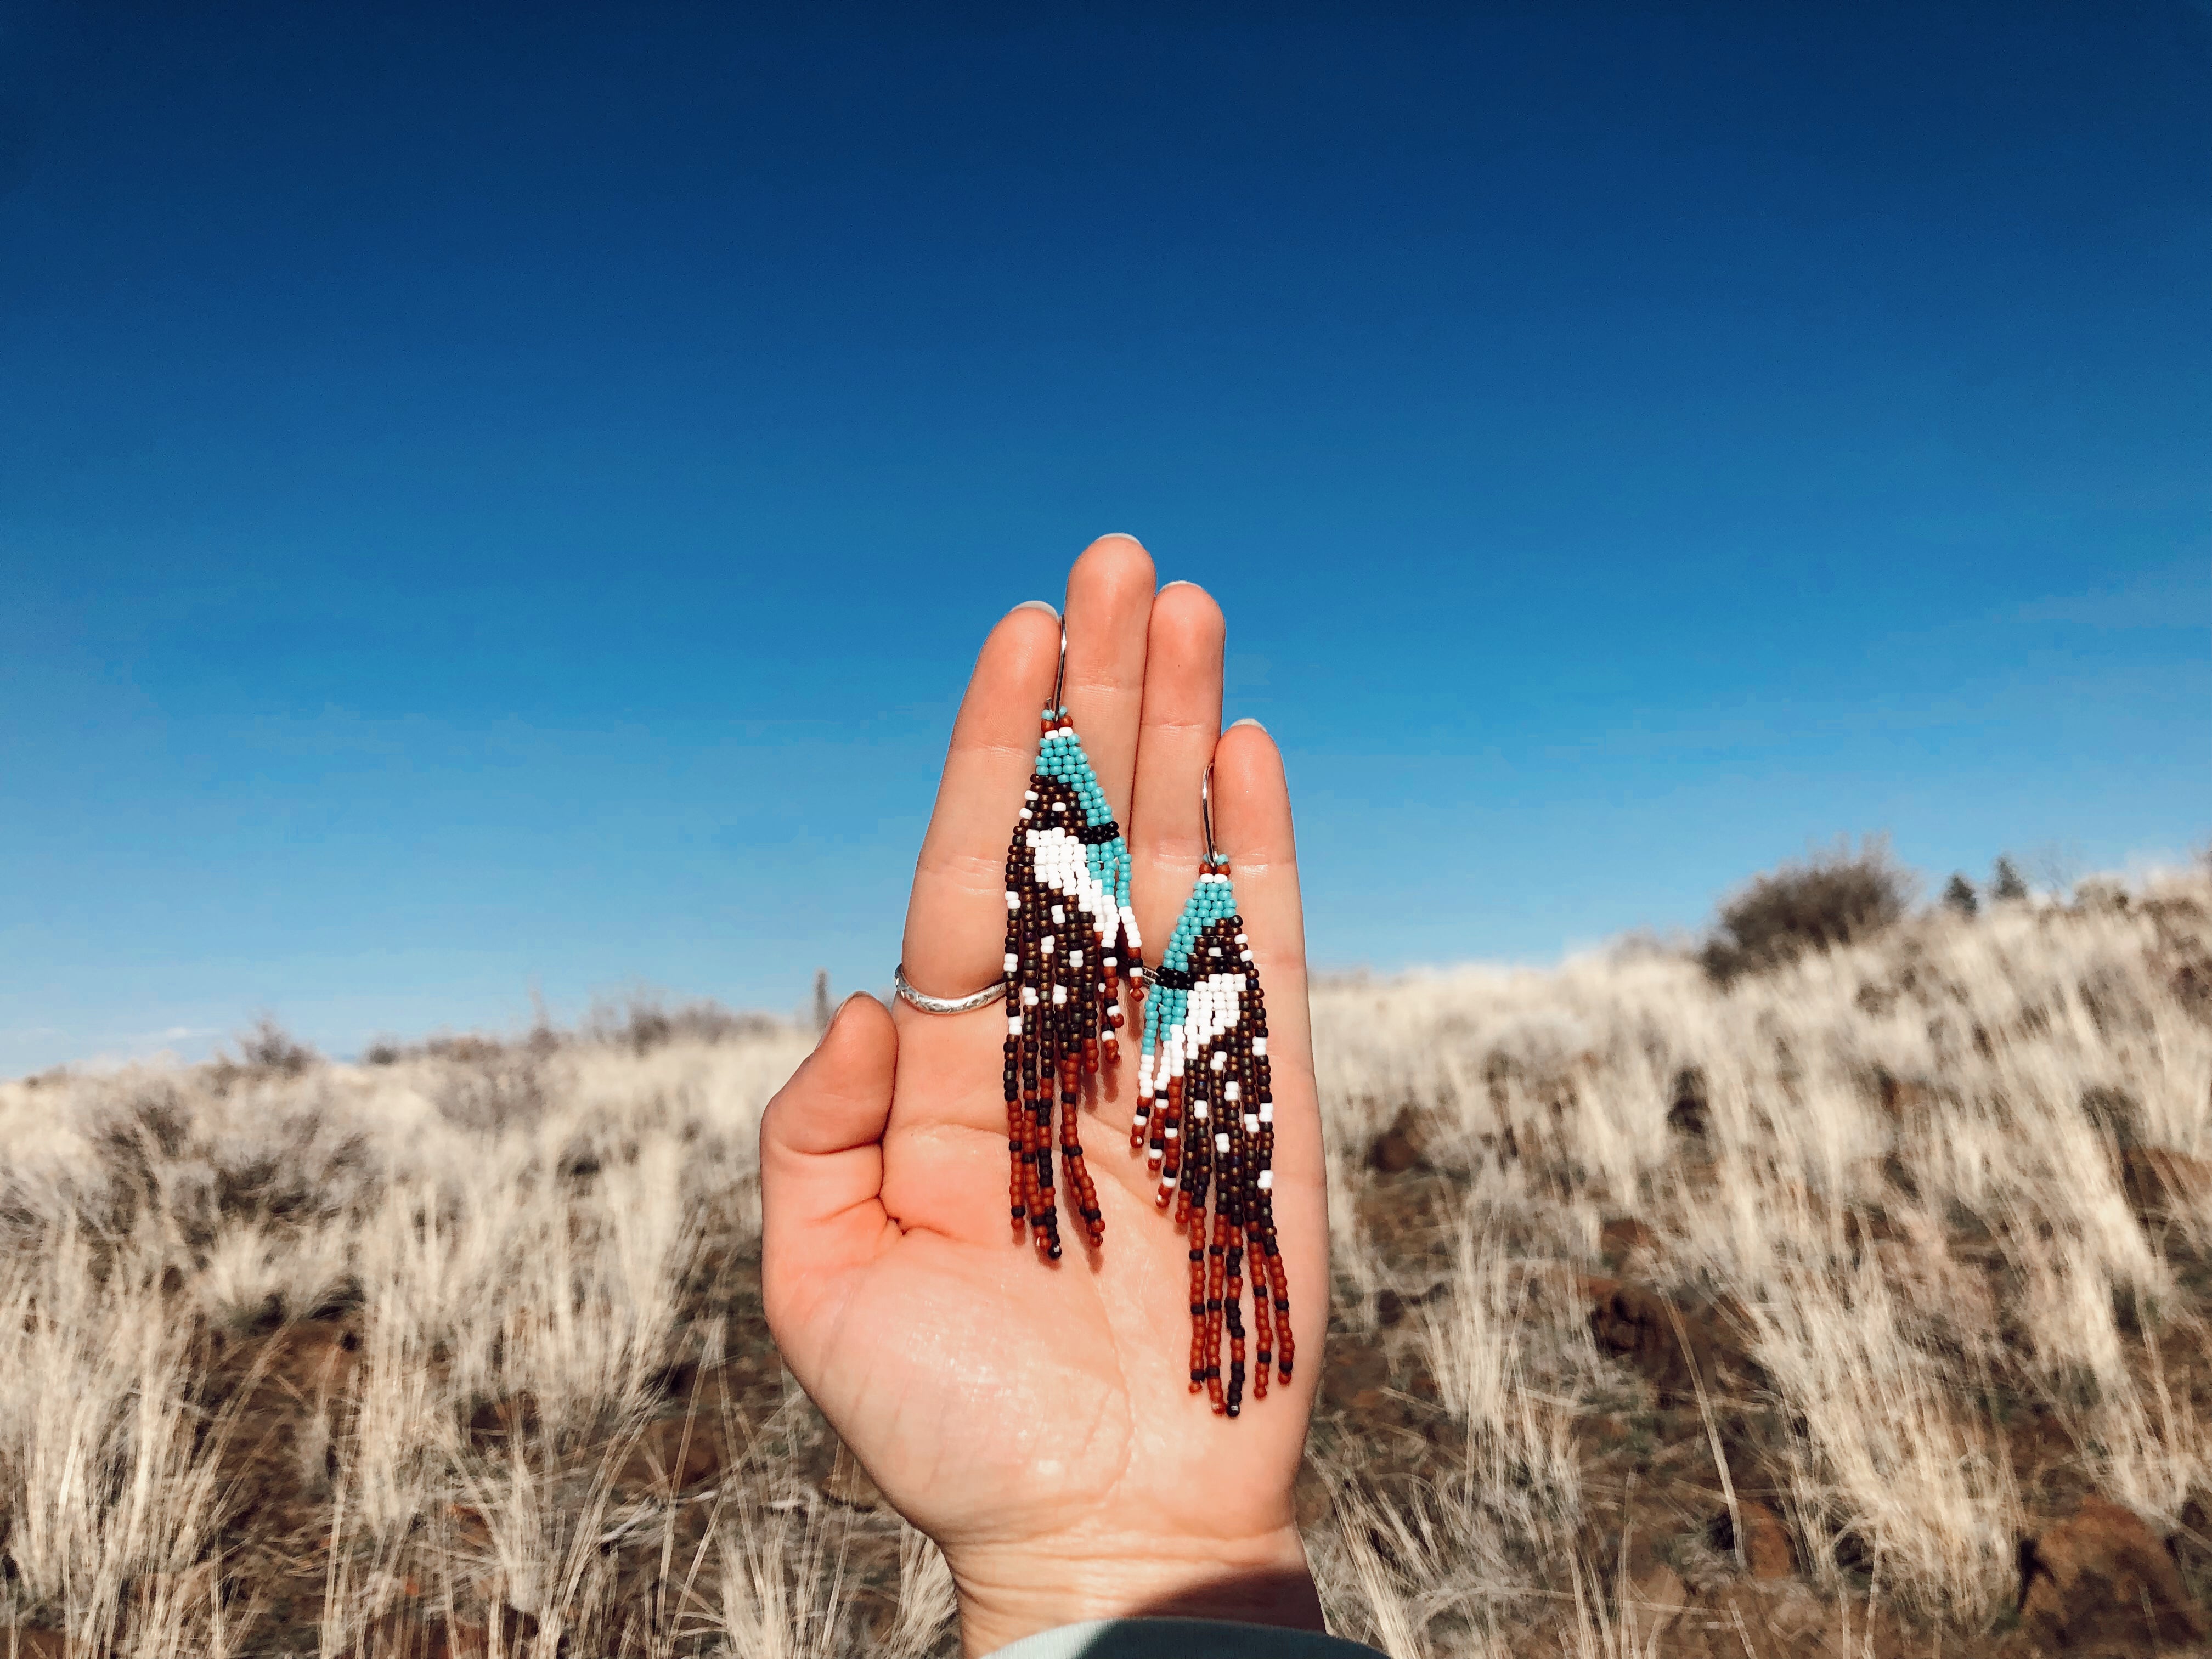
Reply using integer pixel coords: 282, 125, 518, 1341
1583, 1277, 1738, 1403
2120, 1149, 2212, 1224
1373, 1283, 1446, 1329
1666, 1069, 1709, 1139
1600, 1216, 1659, 1264
466, 1391, 540, 1448
1366, 1106, 1430, 1176
1711, 1499, 1795, 1580
2019, 1495, 2206, 1654
1875, 1071, 1935, 1121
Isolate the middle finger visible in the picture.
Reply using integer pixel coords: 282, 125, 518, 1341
1126, 580, 1226, 957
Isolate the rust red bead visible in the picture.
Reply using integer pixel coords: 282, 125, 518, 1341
1135, 857, 1291, 1418
1002, 704, 1141, 1260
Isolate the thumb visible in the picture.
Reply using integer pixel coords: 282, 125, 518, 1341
760, 994, 900, 1338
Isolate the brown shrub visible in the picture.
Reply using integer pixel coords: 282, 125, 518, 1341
1699, 836, 1916, 984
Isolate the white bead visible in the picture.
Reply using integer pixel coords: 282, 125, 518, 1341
1006, 891, 1019, 910
1004, 953, 1018, 973
1258, 1170, 1274, 1190
1052, 986, 1066, 1006
1164, 1126, 1179, 1141
1252, 1037, 1267, 1057
1051, 905, 1065, 924
1215, 1131, 1230, 1153
1193, 1102, 1209, 1120
1069, 950, 1082, 968
1021, 988, 1038, 1006
1259, 1102, 1273, 1122
1244, 1113, 1260, 1133
1008, 1016, 1023, 1036
1211, 1051, 1227, 1072
1225, 1082, 1241, 1101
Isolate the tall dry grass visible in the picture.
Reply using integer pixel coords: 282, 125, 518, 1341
1304, 869, 2212, 1651
0, 870, 2205, 1653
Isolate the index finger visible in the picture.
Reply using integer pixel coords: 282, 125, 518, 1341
899, 601, 1061, 1001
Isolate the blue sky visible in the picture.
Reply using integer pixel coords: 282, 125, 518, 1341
3, 2, 2207, 1073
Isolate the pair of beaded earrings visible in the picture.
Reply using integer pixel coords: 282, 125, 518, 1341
996, 637, 1293, 1419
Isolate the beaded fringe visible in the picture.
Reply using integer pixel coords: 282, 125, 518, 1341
1134, 859, 1294, 1417
1001, 705, 1142, 1260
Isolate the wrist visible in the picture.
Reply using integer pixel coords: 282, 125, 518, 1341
945, 1521, 1324, 1658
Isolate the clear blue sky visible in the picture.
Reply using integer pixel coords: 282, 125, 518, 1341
3, 2, 2207, 1073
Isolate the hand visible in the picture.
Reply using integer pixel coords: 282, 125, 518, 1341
759, 536, 1329, 1655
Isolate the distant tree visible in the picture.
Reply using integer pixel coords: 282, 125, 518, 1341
1990, 855, 2030, 904
230, 1015, 319, 1077
1699, 836, 1917, 985
1942, 873, 1979, 917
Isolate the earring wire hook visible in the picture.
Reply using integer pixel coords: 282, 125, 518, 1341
1051, 616, 1068, 715
1201, 762, 1218, 867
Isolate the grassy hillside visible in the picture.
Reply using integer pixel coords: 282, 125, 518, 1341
3, 870, 2209, 1656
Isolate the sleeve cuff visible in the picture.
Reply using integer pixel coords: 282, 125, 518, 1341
982, 1616, 1389, 1659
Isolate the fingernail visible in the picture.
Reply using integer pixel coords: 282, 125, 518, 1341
1159, 579, 1198, 592
815, 991, 874, 1048
1012, 599, 1060, 618
1228, 716, 1269, 734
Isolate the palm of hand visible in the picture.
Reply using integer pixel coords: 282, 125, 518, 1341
782, 1013, 1313, 1555
759, 539, 1327, 1645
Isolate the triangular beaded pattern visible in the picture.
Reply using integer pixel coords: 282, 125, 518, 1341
1001, 704, 1144, 1260
1133, 860, 1294, 1417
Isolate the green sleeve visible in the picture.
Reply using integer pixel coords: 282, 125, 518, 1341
983, 1617, 1389, 1658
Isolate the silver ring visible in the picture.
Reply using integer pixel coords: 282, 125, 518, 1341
893, 963, 1009, 1015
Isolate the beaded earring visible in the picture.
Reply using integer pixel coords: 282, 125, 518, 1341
1001, 625, 1142, 1261
1133, 766, 1293, 1418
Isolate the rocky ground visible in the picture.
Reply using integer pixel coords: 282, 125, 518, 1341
1312, 1122, 2212, 1658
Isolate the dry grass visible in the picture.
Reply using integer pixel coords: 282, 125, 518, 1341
2, 873, 2208, 1655
1302, 868, 2212, 1653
